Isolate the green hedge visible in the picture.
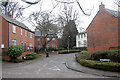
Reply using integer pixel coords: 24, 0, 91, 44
76, 52, 120, 72
73, 47, 87, 51
26, 53, 36, 60
90, 50, 120, 63
58, 50, 81, 54
8, 45, 23, 60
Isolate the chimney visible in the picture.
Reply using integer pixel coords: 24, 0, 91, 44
99, 2, 105, 10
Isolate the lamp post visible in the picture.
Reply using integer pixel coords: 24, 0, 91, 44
68, 36, 70, 52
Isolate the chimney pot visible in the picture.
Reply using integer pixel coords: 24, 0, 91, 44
99, 2, 105, 10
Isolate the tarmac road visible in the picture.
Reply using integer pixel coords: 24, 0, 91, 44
2, 54, 107, 78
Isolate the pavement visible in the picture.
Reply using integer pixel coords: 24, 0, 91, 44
65, 54, 120, 78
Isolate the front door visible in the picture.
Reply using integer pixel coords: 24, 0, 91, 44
24, 42, 26, 52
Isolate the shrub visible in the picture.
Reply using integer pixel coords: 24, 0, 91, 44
76, 52, 90, 59
26, 53, 36, 56
27, 56, 35, 60
58, 49, 81, 54
76, 53, 120, 72
90, 50, 120, 63
26, 53, 36, 60
8, 45, 23, 60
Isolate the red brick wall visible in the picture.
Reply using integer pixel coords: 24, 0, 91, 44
1, 17, 9, 53
87, 4, 119, 53
0, 16, 2, 55
35, 37, 58, 49
9, 23, 35, 51
0, 15, 35, 54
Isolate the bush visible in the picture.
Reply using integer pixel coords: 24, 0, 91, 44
26, 53, 36, 60
58, 49, 81, 54
26, 53, 36, 56
90, 50, 120, 63
8, 45, 23, 60
76, 53, 120, 72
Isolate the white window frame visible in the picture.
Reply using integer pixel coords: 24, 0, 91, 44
52, 38, 55, 41
30, 32, 32, 38
25, 30, 27, 36
47, 38, 50, 41
30, 43, 32, 49
13, 25, 16, 33
21, 29, 22, 36
12, 39, 16, 46
78, 41, 81, 47
84, 40, 87, 46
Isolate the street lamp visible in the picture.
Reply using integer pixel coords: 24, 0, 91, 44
68, 36, 70, 52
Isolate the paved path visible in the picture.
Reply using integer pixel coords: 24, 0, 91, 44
66, 54, 120, 78
2, 54, 108, 78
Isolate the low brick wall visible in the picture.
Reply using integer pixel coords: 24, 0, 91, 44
0, 51, 35, 60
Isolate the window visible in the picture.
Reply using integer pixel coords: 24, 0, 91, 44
38, 39, 40, 41
12, 39, 16, 46
30, 32, 32, 38
84, 33, 86, 37
84, 40, 87, 46
47, 38, 50, 41
78, 41, 81, 47
52, 44, 55, 48
21, 29, 22, 35
25, 30, 27, 36
52, 38, 55, 41
13, 25, 16, 33
30, 43, 32, 49
47, 44, 50, 48
37, 39, 40, 44
37, 39, 40, 48
21, 41, 23, 47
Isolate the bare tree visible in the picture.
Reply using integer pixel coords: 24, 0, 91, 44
58, 5, 79, 49
29, 11, 60, 50
115, 0, 120, 7
21, 0, 93, 16
55, 0, 93, 16
0, 0, 36, 19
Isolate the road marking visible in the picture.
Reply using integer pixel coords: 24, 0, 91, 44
48, 66, 60, 71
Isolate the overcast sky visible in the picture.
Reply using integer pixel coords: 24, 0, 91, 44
17, 0, 118, 32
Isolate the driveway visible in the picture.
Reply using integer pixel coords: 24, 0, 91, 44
2, 54, 107, 78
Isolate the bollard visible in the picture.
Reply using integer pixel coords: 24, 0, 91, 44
46, 52, 49, 57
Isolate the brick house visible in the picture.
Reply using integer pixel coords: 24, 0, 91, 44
0, 12, 35, 56
87, 3, 120, 53
35, 30, 58, 49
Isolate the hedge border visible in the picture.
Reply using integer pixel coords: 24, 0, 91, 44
76, 54, 120, 72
